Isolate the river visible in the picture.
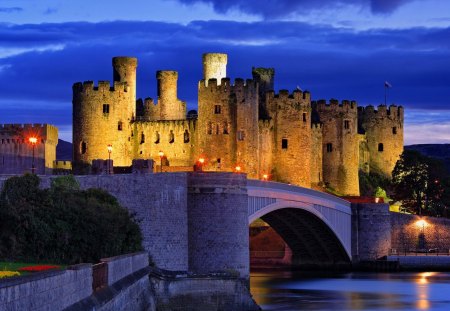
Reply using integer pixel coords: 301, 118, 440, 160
250, 270, 450, 311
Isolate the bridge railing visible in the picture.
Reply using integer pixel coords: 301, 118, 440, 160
247, 179, 350, 207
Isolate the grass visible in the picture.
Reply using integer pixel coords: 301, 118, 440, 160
0, 261, 64, 278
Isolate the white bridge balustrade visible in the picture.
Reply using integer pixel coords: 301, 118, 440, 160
247, 180, 352, 262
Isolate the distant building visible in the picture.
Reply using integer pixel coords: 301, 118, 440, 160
0, 124, 59, 175
72, 53, 404, 195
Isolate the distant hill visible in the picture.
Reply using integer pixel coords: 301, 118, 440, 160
405, 144, 450, 173
56, 139, 72, 160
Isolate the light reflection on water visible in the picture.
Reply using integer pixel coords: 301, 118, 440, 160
250, 271, 450, 311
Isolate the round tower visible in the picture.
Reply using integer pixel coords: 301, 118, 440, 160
202, 53, 227, 86
252, 67, 275, 119
156, 70, 185, 120
113, 57, 137, 118
358, 105, 404, 178
315, 99, 360, 196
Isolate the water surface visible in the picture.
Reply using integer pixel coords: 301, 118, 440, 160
250, 270, 450, 310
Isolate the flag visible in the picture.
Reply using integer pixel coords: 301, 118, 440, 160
384, 81, 392, 88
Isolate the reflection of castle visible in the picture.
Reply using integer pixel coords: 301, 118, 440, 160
73, 53, 404, 195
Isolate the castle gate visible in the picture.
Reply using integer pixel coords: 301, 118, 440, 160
248, 180, 352, 265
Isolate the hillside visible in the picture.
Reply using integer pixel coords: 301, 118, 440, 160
405, 144, 450, 172
56, 139, 72, 160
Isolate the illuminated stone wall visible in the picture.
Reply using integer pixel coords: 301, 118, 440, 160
358, 105, 404, 178
0, 123, 58, 175
314, 100, 360, 195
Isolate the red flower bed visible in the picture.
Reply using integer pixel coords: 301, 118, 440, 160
18, 265, 60, 272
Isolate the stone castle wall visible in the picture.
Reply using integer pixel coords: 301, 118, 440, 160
72, 53, 405, 196
0, 124, 58, 175
358, 105, 404, 177
315, 100, 360, 195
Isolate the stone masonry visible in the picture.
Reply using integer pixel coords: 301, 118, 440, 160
72, 52, 405, 196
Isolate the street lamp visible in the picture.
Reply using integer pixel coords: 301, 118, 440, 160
29, 137, 37, 174
158, 151, 164, 173
198, 157, 205, 171
262, 174, 268, 181
107, 144, 112, 174
235, 165, 241, 173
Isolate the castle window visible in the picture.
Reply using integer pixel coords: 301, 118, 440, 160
81, 141, 87, 154
140, 132, 145, 144
344, 120, 350, 130
326, 143, 333, 153
237, 130, 245, 141
392, 127, 397, 135
215, 124, 220, 135
223, 122, 229, 134
282, 139, 288, 149
103, 104, 110, 114
207, 122, 212, 135
303, 113, 307, 122
169, 130, 175, 143
184, 130, 190, 143
154, 131, 160, 144
378, 143, 384, 152
214, 105, 221, 114
118, 121, 123, 131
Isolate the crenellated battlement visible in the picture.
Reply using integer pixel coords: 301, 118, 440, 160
311, 123, 323, 131
258, 119, 274, 130
199, 77, 258, 93
313, 99, 357, 112
358, 104, 404, 119
134, 119, 197, 131
266, 89, 310, 101
72, 80, 129, 94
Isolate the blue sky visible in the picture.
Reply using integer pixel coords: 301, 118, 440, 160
0, 0, 449, 144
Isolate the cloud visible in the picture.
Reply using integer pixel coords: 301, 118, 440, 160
0, 20, 448, 144
172, 0, 415, 18
0, 7, 22, 13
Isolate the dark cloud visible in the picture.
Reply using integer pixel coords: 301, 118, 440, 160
0, 19, 449, 142
173, 0, 414, 17
0, 7, 22, 13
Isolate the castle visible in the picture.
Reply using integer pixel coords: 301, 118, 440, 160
73, 53, 404, 195
0, 124, 59, 175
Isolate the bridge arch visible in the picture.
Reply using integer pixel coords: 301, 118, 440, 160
248, 180, 352, 266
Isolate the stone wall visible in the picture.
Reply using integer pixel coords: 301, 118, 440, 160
0, 124, 58, 175
187, 172, 249, 278
358, 105, 404, 177
391, 213, 450, 253
0, 264, 92, 311
74, 174, 189, 271
351, 203, 391, 260
101, 252, 148, 286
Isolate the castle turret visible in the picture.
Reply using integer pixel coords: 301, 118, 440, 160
113, 57, 137, 118
358, 104, 404, 177
314, 99, 360, 195
202, 53, 227, 86
156, 70, 186, 120
252, 67, 275, 119
266, 90, 312, 187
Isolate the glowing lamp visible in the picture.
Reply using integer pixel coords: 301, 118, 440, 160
29, 137, 37, 144
198, 157, 205, 164
263, 174, 268, 181
416, 219, 427, 229
235, 166, 241, 172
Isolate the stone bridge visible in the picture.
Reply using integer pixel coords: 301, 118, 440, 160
247, 180, 352, 264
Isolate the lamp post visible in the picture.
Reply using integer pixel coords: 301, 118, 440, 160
107, 144, 112, 174
29, 137, 37, 174
262, 174, 268, 181
158, 151, 164, 173
198, 157, 205, 171
235, 165, 241, 173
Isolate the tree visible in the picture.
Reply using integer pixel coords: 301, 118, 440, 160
392, 150, 448, 216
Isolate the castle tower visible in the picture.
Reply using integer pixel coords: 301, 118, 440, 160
358, 105, 404, 177
266, 90, 312, 187
314, 99, 360, 196
202, 53, 227, 86
113, 57, 137, 119
156, 70, 186, 120
252, 67, 275, 119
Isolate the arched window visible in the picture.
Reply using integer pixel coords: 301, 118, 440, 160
207, 122, 212, 135
223, 122, 229, 134
80, 141, 87, 154
140, 132, 145, 144
184, 130, 190, 143
154, 131, 160, 144
378, 143, 384, 152
169, 130, 175, 143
